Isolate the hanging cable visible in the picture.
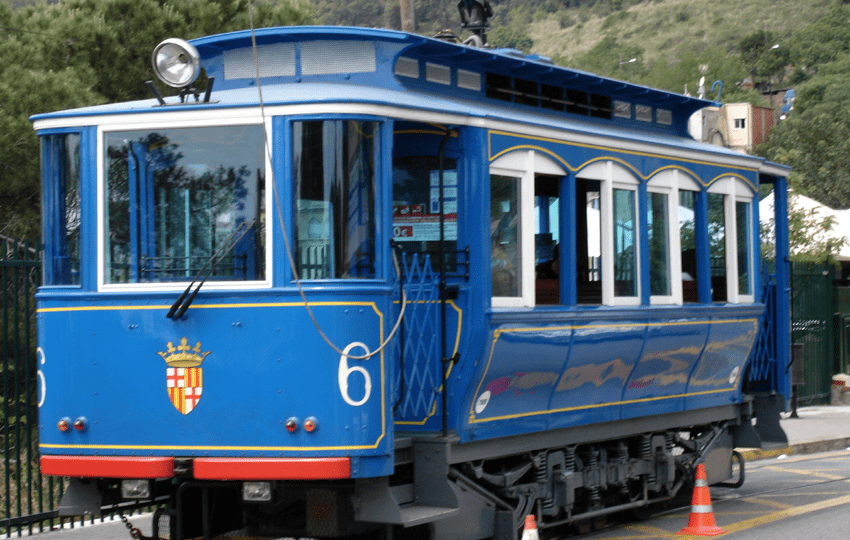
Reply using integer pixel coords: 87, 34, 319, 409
247, 3, 405, 360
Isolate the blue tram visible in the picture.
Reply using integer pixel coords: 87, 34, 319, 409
33, 22, 791, 540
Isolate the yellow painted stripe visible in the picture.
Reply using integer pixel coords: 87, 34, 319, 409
469, 388, 734, 424
748, 498, 795, 510
494, 317, 758, 336
488, 129, 760, 176
592, 491, 850, 539
720, 492, 850, 535
774, 450, 850, 463
763, 466, 847, 481
37, 300, 382, 313
624, 524, 673, 536
40, 440, 384, 452
41, 301, 389, 453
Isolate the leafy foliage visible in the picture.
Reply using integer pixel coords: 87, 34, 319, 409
737, 29, 791, 90
761, 193, 848, 264
4, 0, 850, 257
758, 55, 850, 209
0, 0, 312, 240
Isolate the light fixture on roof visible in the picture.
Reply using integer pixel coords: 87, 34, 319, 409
148, 38, 215, 105
152, 38, 201, 88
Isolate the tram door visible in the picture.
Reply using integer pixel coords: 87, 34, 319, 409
390, 123, 461, 428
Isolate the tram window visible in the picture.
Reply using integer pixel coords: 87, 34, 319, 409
293, 120, 377, 280
42, 133, 81, 286
392, 156, 458, 273
491, 175, 521, 298
491, 151, 566, 308
534, 175, 560, 304
708, 192, 727, 302
647, 191, 671, 297
613, 188, 637, 297
679, 190, 698, 303
576, 179, 601, 304
736, 201, 752, 296
104, 125, 266, 285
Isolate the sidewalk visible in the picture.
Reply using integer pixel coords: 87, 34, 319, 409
737, 405, 850, 461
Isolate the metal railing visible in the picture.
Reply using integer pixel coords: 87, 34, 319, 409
0, 237, 56, 536
0, 239, 159, 537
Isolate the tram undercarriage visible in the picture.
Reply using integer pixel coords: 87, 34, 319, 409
121, 404, 755, 540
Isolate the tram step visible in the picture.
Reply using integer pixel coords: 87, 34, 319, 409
397, 504, 460, 527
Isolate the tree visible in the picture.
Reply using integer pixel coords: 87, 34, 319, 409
790, 1, 850, 69
736, 29, 791, 92
758, 55, 850, 209
0, 0, 313, 240
761, 193, 847, 264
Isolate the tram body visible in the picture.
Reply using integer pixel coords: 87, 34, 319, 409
34, 26, 791, 540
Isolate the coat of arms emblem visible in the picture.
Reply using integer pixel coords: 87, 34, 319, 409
158, 337, 211, 415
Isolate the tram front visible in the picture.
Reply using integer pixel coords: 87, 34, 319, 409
35, 35, 398, 539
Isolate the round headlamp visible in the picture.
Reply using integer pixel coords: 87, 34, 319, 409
152, 38, 201, 88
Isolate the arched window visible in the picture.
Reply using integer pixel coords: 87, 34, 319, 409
577, 161, 640, 306
707, 176, 755, 303
490, 151, 566, 307
646, 170, 683, 305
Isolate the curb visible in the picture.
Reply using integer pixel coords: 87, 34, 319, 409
737, 436, 850, 461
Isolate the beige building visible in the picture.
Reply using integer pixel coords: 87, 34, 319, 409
689, 103, 775, 153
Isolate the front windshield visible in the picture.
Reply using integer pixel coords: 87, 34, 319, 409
103, 125, 266, 284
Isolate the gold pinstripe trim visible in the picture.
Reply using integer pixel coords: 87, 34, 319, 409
40, 301, 388, 452
37, 301, 381, 313
487, 130, 759, 191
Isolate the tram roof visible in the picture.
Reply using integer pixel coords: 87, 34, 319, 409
32, 26, 714, 126
29, 26, 790, 175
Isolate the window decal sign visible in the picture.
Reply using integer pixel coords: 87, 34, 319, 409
393, 171, 458, 242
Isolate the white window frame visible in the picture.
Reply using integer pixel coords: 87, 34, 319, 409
733, 117, 746, 130
490, 150, 566, 308
707, 177, 755, 303
97, 115, 275, 292
646, 171, 682, 305
579, 161, 640, 306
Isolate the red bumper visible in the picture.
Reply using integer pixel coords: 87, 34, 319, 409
40, 456, 351, 480
40, 456, 175, 478
193, 457, 351, 480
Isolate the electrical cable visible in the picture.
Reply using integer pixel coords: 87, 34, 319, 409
247, 3, 405, 360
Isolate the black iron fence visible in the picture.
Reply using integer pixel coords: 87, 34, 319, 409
0, 238, 161, 538
0, 237, 57, 536
791, 261, 836, 402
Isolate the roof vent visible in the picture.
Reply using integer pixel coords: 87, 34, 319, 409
302, 41, 376, 76
224, 43, 295, 79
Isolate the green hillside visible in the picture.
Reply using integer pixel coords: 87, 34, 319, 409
312, 0, 850, 209
525, 0, 828, 99
312, 0, 834, 102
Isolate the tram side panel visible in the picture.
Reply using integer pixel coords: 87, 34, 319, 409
460, 309, 760, 443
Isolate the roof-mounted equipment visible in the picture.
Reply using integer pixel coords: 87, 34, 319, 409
148, 38, 214, 105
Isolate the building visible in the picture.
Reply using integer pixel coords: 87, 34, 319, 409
689, 103, 775, 153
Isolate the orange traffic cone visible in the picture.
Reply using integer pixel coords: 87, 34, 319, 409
677, 463, 726, 536
520, 514, 540, 540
